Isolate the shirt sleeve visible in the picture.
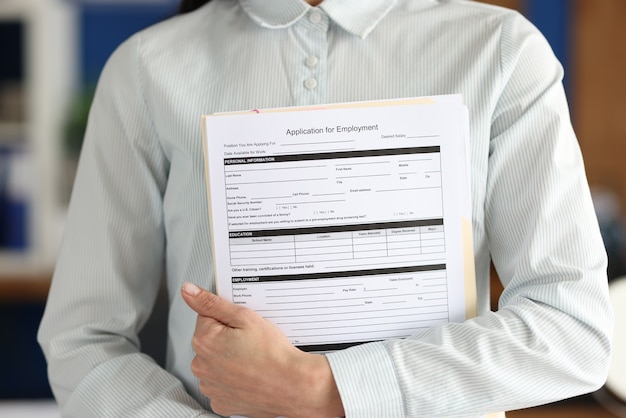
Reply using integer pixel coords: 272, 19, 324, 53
326, 12, 614, 418
37, 35, 217, 417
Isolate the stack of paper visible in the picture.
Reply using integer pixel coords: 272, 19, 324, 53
202, 95, 475, 352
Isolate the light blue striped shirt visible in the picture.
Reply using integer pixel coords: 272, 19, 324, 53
38, 0, 613, 416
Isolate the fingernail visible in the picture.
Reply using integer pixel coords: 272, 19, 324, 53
182, 281, 201, 296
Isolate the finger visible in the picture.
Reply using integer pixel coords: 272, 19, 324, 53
181, 282, 245, 328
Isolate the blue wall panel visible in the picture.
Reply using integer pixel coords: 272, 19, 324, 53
80, 2, 178, 84
524, 0, 571, 94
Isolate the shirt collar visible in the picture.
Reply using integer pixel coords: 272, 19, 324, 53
239, 0, 397, 39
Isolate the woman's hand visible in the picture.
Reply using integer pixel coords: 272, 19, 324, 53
181, 282, 344, 418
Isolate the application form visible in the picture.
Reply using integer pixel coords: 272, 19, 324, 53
202, 97, 475, 352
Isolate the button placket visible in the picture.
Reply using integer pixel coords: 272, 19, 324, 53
308, 10, 322, 24
304, 53, 319, 91
306, 55, 319, 68
292, 9, 329, 105
304, 77, 318, 90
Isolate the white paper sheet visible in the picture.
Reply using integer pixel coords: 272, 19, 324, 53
202, 96, 475, 352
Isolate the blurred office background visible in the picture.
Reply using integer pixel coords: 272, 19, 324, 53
0, 0, 624, 416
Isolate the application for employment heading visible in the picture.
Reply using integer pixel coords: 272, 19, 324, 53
202, 96, 475, 352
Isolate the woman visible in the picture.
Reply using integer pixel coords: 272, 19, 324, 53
38, 0, 613, 416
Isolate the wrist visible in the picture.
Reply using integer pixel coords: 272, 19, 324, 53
293, 353, 345, 418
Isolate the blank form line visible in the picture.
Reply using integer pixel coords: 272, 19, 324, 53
272, 310, 449, 323
291, 326, 432, 338
274, 147, 355, 155
335, 161, 390, 166
291, 318, 447, 331
295, 335, 416, 344
265, 284, 363, 291
231, 251, 354, 260
376, 186, 440, 192
256, 304, 363, 312
336, 174, 391, 179
261, 305, 448, 315
275, 199, 346, 205
281, 140, 356, 146
406, 135, 440, 139
290, 242, 353, 250
312, 192, 346, 197
250, 195, 294, 200
230, 247, 296, 253
330, 258, 446, 269
230, 255, 297, 261
375, 187, 422, 193
399, 158, 432, 163
386, 238, 421, 244
267, 292, 426, 305
225, 164, 326, 172
228, 178, 327, 185
266, 292, 335, 298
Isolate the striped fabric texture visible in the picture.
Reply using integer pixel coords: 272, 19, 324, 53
38, 0, 613, 417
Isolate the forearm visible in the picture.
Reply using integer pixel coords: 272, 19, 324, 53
327, 290, 612, 417
60, 353, 217, 417
39, 283, 216, 416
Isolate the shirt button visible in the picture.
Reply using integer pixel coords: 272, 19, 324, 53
309, 11, 322, 24
305, 55, 319, 67
304, 77, 318, 90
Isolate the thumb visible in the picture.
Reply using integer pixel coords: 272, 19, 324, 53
181, 282, 244, 328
